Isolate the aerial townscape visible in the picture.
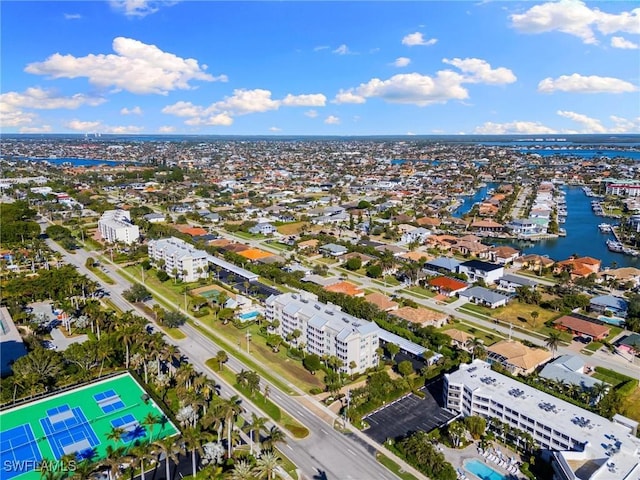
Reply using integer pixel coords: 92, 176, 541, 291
1, 1, 639, 480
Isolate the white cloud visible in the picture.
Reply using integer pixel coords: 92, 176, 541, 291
109, 0, 178, 18
158, 125, 175, 133
324, 115, 340, 125
313, 45, 329, 52
334, 57, 515, 106
0, 87, 105, 110
475, 121, 557, 134
64, 13, 82, 20
269, 127, 282, 132
611, 36, 639, 49
401, 32, 438, 46
304, 109, 319, 118
538, 73, 637, 93
609, 115, 640, 133
281, 93, 326, 107
25, 37, 220, 95
120, 106, 143, 115
333, 90, 367, 104
557, 110, 606, 132
105, 125, 145, 134
213, 89, 280, 115
163, 89, 326, 126
510, 1, 640, 44
442, 58, 517, 84
393, 57, 411, 67
337, 71, 469, 107
19, 125, 52, 133
333, 44, 351, 55
66, 120, 102, 131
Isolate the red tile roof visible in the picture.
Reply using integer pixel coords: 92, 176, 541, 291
428, 276, 468, 292
554, 315, 610, 338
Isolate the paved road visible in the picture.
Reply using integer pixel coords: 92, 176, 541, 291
43, 234, 421, 480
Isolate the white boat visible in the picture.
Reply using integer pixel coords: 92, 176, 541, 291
598, 223, 612, 233
607, 239, 624, 252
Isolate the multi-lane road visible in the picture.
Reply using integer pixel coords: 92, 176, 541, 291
42, 229, 425, 480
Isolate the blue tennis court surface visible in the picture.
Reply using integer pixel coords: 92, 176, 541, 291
40, 406, 100, 460
93, 390, 125, 414
111, 414, 146, 443
0, 424, 42, 480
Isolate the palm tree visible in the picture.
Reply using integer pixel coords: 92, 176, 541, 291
227, 459, 254, 480
181, 427, 213, 479
545, 332, 561, 358
215, 350, 228, 371
102, 445, 127, 480
254, 451, 281, 480
262, 426, 286, 452
243, 413, 268, 455
106, 426, 125, 445
152, 436, 184, 480
69, 459, 97, 480
142, 412, 161, 440
214, 395, 245, 458
125, 442, 153, 480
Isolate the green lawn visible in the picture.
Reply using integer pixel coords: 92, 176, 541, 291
0, 372, 178, 480
88, 265, 115, 285
193, 320, 323, 394
376, 453, 419, 480
440, 322, 503, 346
404, 286, 436, 298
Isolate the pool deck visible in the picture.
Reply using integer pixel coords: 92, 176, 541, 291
441, 442, 526, 480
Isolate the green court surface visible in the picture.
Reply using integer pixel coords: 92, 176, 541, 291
0, 372, 178, 480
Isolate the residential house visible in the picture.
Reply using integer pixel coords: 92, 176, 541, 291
459, 286, 510, 308
428, 276, 469, 297
496, 274, 539, 293
390, 307, 448, 328
400, 227, 430, 245
553, 315, 610, 341
482, 245, 520, 265
589, 295, 628, 318
539, 355, 606, 393
443, 328, 473, 351
324, 281, 365, 297
320, 243, 348, 257
486, 339, 552, 375
143, 213, 166, 223
248, 223, 277, 235
469, 219, 504, 233
554, 256, 601, 279
457, 260, 504, 285
513, 253, 555, 272
424, 256, 462, 275
364, 292, 399, 312
598, 267, 640, 288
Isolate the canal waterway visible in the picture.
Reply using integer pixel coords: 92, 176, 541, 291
496, 186, 640, 268
452, 182, 499, 218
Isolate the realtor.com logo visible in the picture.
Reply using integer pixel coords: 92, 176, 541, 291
3, 459, 77, 473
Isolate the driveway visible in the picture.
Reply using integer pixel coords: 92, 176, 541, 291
50, 327, 88, 351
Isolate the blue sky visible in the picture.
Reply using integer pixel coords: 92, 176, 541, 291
1, 1, 638, 135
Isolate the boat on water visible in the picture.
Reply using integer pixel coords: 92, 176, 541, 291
598, 223, 612, 233
607, 239, 624, 252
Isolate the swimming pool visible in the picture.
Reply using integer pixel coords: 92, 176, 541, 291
464, 459, 508, 480
238, 311, 259, 321
598, 315, 626, 327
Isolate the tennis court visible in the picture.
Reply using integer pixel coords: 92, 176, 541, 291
0, 372, 178, 480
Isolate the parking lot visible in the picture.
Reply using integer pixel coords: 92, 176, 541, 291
363, 379, 458, 443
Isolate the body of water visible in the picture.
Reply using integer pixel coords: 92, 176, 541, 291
517, 149, 640, 160
11, 157, 134, 167
464, 459, 508, 480
452, 182, 499, 218
497, 186, 640, 268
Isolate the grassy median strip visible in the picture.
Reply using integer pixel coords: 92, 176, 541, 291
205, 358, 309, 439
376, 453, 419, 480
87, 265, 115, 285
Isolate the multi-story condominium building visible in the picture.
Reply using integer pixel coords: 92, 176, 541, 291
148, 237, 208, 283
98, 210, 140, 245
606, 179, 640, 197
444, 360, 640, 480
265, 292, 379, 374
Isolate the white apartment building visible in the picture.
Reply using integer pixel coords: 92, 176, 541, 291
98, 210, 140, 245
148, 237, 208, 283
265, 292, 379, 374
444, 360, 640, 480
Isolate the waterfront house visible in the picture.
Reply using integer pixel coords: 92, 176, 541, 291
482, 245, 520, 265
598, 267, 640, 288
554, 315, 610, 341
507, 218, 545, 236
589, 295, 628, 318
457, 259, 504, 285
458, 286, 510, 308
513, 253, 555, 271
554, 256, 601, 279
469, 219, 504, 233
